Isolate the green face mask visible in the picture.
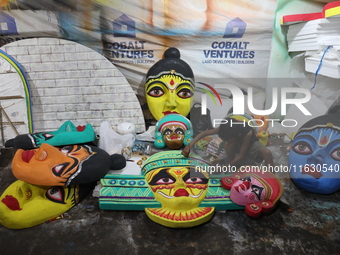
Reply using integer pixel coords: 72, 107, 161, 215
5, 121, 96, 149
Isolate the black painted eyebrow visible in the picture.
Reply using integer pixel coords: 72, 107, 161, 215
162, 128, 172, 135
146, 80, 166, 91
175, 127, 184, 133
176, 83, 194, 91
148, 168, 175, 185
325, 139, 340, 147
294, 134, 317, 144
183, 168, 208, 184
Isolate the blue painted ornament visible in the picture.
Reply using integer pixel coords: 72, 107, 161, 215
288, 110, 340, 194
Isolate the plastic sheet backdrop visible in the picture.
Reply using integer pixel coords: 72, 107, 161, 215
1, 0, 334, 123
99, 0, 277, 93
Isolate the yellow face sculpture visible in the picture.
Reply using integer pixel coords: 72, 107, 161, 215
0, 180, 83, 229
145, 73, 194, 120
142, 151, 214, 228
145, 166, 209, 210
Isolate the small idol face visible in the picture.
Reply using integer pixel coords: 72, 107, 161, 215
162, 124, 185, 149
229, 175, 266, 206
0, 180, 78, 229
289, 128, 340, 194
12, 143, 95, 186
145, 166, 209, 210
145, 74, 194, 120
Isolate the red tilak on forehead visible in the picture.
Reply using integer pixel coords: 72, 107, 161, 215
170, 79, 174, 85
320, 135, 328, 145
318, 131, 333, 147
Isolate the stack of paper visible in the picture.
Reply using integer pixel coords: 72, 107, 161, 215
304, 45, 340, 79
286, 17, 340, 52
281, 0, 340, 78
305, 56, 340, 79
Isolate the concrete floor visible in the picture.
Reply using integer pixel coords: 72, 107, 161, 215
0, 136, 339, 255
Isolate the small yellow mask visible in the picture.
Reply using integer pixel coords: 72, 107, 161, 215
0, 180, 90, 229
161, 124, 185, 149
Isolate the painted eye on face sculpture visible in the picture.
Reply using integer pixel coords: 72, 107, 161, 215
46, 187, 65, 204
177, 88, 192, 99
251, 185, 264, 200
155, 178, 175, 184
52, 162, 70, 177
60, 146, 73, 154
148, 87, 164, 97
241, 176, 251, 182
163, 128, 172, 136
175, 128, 184, 135
185, 177, 204, 184
292, 142, 312, 155
330, 147, 340, 161
43, 133, 54, 140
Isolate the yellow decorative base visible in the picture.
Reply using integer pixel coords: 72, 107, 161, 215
145, 207, 215, 228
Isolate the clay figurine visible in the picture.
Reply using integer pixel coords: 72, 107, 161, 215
0, 180, 95, 229
221, 166, 283, 217
288, 109, 340, 194
154, 113, 193, 149
145, 47, 194, 120
5, 121, 96, 149
11, 143, 126, 186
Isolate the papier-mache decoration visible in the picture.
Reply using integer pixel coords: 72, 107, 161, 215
288, 109, 340, 194
145, 47, 195, 120
221, 166, 283, 217
142, 151, 212, 228
11, 143, 126, 186
257, 130, 270, 146
99, 151, 243, 228
0, 180, 95, 229
154, 113, 193, 149
5, 121, 96, 150
253, 115, 271, 146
